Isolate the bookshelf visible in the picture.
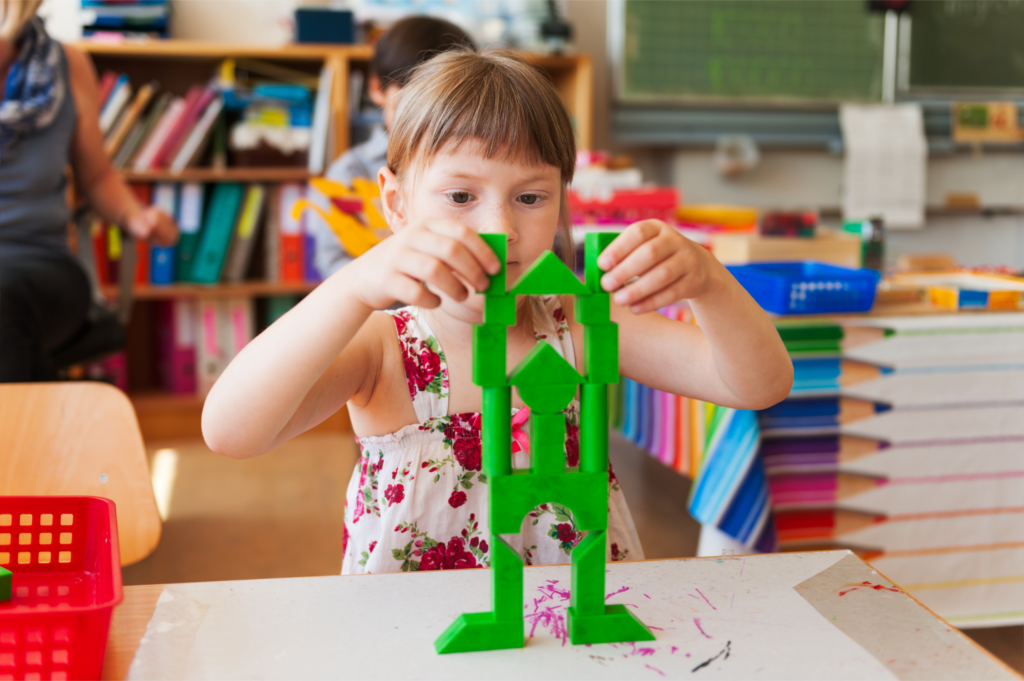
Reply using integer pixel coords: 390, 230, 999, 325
78, 39, 593, 440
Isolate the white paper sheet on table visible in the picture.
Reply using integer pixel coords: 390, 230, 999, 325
840, 104, 927, 229
124, 552, 1012, 681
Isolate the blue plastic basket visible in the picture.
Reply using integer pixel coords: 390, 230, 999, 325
726, 261, 881, 315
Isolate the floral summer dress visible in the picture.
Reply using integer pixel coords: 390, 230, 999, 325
341, 296, 644, 575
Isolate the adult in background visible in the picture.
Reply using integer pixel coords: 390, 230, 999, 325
314, 15, 475, 277
0, 0, 177, 382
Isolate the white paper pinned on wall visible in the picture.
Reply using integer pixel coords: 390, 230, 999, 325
840, 104, 927, 229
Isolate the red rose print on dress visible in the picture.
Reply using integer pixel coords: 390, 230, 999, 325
565, 424, 580, 467
448, 490, 468, 508
419, 537, 481, 571
384, 483, 405, 506
556, 522, 577, 544
452, 436, 482, 472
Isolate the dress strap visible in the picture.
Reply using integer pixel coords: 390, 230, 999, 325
386, 307, 450, 422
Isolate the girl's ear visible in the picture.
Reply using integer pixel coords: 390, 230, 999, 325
368, 74, 386, 108
379, 166, 407, 232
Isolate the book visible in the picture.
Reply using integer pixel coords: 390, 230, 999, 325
221, 297, 254, 360
104, 81, 156, 157
99, 74, 131, 134
127, 184, 152, 285
90, 218, 109, 286
189, 182, 245, 284
308, 64, 333, 174
132, 96, 186, 172
278, 183, 305, 283
156, 299, 197, 394
115, 91, 171, 170
175, 182, 205, 281
150, 182, 178, 285
196, 298, 227, 396
169, 97, 224, 172
97, 70, 118, 108
222, 184, 266, 283
263, 184, 281, 283
153, 86, 214, 169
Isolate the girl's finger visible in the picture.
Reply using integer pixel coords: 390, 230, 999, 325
596, 220, 662, 274
612, 249, 688, 306
401, 252, 471, 302
602, 232, 677, 292
408, 231, 491, 293
628, 279, 692, 315
390, 273, 442, 308
425, 220, 503, 276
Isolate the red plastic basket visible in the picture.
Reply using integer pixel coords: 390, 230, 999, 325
0, 497, 123, 681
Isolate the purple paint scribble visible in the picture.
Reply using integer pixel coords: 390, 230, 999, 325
644, 593, 651, 599
605, 585, 630, 600
645, 664, 666, 676
525, 580, 571, 646
630, 642, 657, 657
695, 588, 717, 610
730, 593, 735, 609
693, 618, 712, 639
740, 559, 746, 577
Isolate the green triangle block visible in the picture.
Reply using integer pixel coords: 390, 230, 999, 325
509, 341, 582, 387
0, 565, 11, 602
511, 251, 589, 295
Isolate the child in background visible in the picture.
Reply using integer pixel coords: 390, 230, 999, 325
203, 50, 793, 574
314, 15, 475, 277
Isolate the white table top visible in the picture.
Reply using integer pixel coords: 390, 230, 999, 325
125, 550, 1016, 680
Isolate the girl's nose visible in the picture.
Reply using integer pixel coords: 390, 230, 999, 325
487, 203, 518, 243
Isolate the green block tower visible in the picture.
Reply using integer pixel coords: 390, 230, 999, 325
435, 233, 654, 654
0, 565, 11, 602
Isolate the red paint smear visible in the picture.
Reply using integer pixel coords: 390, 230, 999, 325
695, 588, 717, 610
693, 617, 712, 639
645, 664, 666, 676
838, 581, 901, 597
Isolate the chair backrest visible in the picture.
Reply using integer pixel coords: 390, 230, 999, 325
0, 382, 161, 565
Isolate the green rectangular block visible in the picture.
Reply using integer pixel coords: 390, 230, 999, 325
485, 295, 517, 326
575, 293, 610, 325
0, 565, 10, 602
473, 325, 507, 387
480, 233, 508, 294
584, 323, 619, 385
531, 411, 567, 477
584, 232, 617, 293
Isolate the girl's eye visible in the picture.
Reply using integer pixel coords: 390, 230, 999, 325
519, 194, 541, 206
448, 191, 472, 204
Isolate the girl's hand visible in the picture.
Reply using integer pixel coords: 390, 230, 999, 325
598, 219, 717, 315
349, 220, 502, 310
126, 207, 179, 247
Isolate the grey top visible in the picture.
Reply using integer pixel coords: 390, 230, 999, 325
312, 125, 389, 277
0, 43, 76, 258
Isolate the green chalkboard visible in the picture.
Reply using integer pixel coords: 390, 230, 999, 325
909, 1, 1024, 91
621, 0, 884, 103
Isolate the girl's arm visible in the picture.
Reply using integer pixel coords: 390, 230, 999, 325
64, 45, 177, 246
599, 220, 793, 410
202, 219, 499, 459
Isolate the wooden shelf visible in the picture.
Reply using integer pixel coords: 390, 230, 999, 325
77, 39, 373, 62
103, 281, 318, 300
122, 168, 311, 183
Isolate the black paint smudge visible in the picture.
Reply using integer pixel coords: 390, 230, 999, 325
691, 640, 731, 673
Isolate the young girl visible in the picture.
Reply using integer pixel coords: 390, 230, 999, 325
203, 50, 793, 575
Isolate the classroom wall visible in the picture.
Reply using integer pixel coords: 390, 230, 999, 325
41, 0, 1024, 269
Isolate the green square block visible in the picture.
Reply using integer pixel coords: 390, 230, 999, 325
484, 295, 516, 326
480, 233, 508, 294
0, 565, 10, 602
567, 604, 656, 646
584, 323, 619, 384
575, 293, 610, 325
585, 232, 617, 293
473, 325, 507, 387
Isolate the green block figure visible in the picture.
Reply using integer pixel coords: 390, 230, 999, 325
434, 232, 654, 654
0, 565, 11, 602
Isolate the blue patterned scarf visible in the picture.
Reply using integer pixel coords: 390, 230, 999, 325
0, 17, 65, 162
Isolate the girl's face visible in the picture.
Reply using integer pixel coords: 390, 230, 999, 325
381, 137, 563, 316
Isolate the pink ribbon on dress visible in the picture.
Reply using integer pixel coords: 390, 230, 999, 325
511, 407, 531, 456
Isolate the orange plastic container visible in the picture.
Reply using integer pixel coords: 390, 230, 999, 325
0, 497, 123, 681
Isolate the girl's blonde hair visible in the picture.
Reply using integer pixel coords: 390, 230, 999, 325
387, 48, 577, 268
0, 0, 42, 41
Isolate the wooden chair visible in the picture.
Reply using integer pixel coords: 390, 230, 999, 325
0, 382, 161, 565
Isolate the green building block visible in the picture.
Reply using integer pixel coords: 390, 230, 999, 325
480, 233, 508, 294
511, 251, 589, 295
485, 295, 517, 326
585, 232, 617, 293
584, 324, 619, 385
0, 565, 11, 602
575, 293, 610, 325
436, 234, 653, 655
